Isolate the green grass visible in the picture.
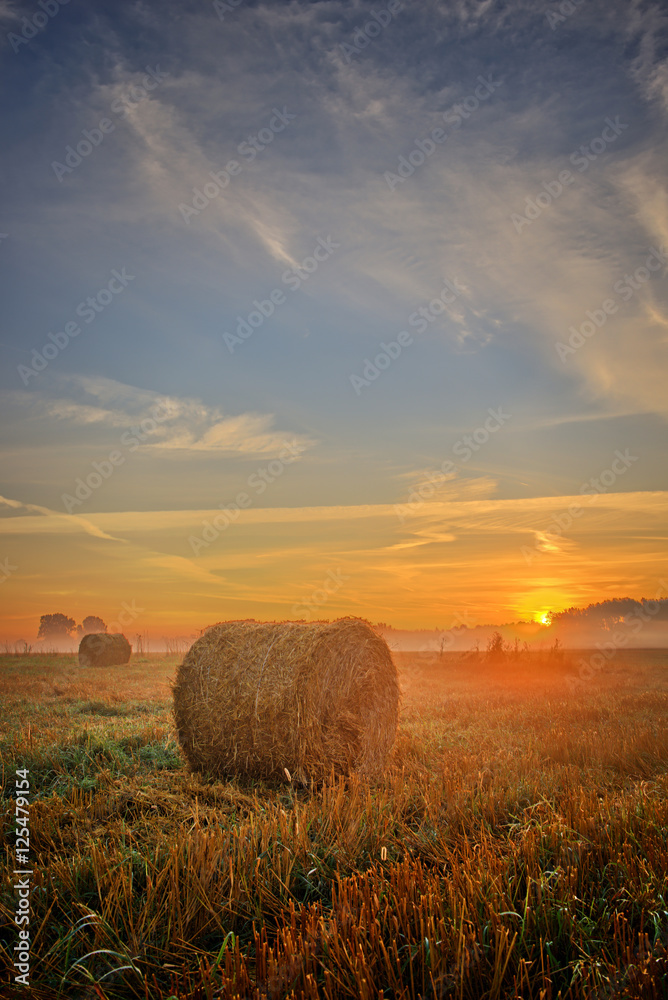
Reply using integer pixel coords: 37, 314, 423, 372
0, 732, 182, 800
1, 650, 667, 998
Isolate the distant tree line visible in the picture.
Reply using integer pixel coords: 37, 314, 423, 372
37, 613, 107, 638
550, 598, 668, 628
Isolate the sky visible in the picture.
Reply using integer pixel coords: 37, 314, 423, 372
1, 0, 667, 641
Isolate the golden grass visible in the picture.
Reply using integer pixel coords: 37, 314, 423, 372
0, 648, 667, 998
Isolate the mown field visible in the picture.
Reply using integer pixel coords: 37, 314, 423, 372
1, 648, 667, 999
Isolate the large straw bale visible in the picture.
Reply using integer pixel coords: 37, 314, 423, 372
78, 632, 131, 667
173, 618, 399, 783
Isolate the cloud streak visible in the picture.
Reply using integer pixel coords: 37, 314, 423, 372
8, 376, 316, 457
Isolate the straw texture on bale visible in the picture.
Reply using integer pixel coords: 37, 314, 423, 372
173, 618, 399, 783
78, 632, 131, 667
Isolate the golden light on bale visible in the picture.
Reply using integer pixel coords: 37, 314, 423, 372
173, 618, 399, 784
78, 632, 131, 667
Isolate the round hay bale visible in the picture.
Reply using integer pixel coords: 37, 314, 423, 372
78, 632, 131, 667
173, 617, 399, 783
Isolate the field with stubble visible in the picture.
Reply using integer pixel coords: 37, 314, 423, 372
1, 649, 667, 999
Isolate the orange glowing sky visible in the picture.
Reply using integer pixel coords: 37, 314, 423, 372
2, 489, 667, 639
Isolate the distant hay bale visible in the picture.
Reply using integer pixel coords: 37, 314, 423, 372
78, 632, 131, 667
173, 618, 399, 783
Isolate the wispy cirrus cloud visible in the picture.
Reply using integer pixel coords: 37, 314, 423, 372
0, 494, 124, 542
8, 376, 316, 458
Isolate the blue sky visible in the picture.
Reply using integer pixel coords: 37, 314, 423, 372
1, 0, 667, 634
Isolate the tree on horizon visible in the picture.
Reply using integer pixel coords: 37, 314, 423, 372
78, 615, 107, 636
551, 597, 668, 628
37, 613, 77, 639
